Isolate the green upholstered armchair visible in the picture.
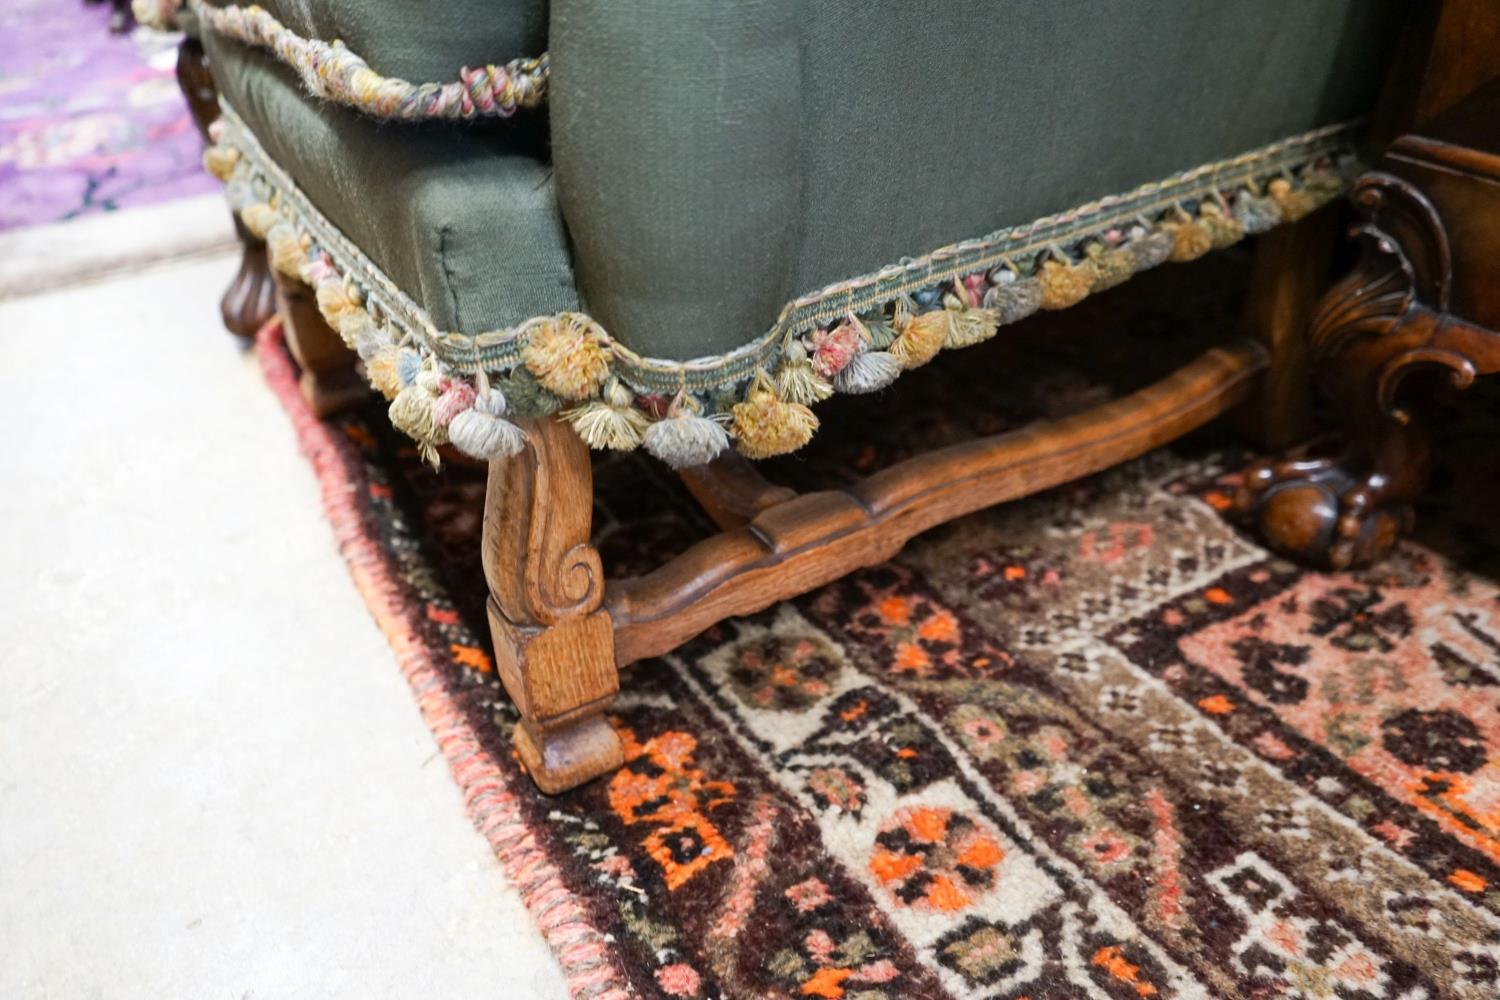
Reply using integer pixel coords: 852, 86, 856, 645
147, 0, 1403, 791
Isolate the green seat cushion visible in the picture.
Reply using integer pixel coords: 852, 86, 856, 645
200, 0, 546, 84
205, 34, 578, 334
209, 0, 1403, 367
551, 0, 1405, 360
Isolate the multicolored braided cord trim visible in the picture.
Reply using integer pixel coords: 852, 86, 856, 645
205, 106, 1360, 468
135, 0, 547, 120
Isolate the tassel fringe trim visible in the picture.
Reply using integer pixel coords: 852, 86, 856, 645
137, 0, 547, 121
209, 104, 1358, 464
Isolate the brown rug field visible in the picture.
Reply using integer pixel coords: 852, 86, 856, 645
259, 254, 1500, 1000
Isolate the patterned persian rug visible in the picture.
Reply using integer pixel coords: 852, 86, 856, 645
0, 0, 216, 231
258, 255, 1500, 1000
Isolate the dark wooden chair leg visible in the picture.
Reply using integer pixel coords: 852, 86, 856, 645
175, 37, 218, 142
175, 36, 275, 340
1235, 172, 1499, 569
483, 418, 623, 795
1237, 210, 1340, 451
270, 269, 371, 417
221, 220, 279, 340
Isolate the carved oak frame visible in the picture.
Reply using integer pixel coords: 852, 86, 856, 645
1237, 169, 1500, 569
476, 220, 1339, 792
261, 200, 1348, 793
179, 13, 1356, 791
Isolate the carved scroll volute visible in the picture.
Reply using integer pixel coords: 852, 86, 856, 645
1311, 173, 1452, 362
482, 418, 605, 627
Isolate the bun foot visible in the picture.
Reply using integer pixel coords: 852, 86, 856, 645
221, 231, 277, 339
1235, 457, 1413, 570
514, 714, 625, 796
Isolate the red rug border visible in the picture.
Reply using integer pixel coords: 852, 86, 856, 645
254, 319, 631, 1000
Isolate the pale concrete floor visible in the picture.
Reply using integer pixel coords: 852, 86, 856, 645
0, 252, 567, 999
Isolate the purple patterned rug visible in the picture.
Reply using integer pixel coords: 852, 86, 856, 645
0, 0, 216, 232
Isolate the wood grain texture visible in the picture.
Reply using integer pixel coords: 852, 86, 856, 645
607, 341, 1267, 667
271, 271, 369, 417
482, 418, 622, 794
678, 452, 799, 531
1411, 0, 1500, 127
1238, 211, 1340, 451
1239, 102, 1500, 568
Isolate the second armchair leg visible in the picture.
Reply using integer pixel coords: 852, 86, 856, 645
176, 37, 276, 340
271, 268, 370, 417
222, 221, 279, 340
1235, 173, 1473, 569
482, 418, 623, 795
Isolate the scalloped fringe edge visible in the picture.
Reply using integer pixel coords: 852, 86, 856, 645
255, 318, 632, 1000
136, 0, 547, 120
211, 124, 1354, 467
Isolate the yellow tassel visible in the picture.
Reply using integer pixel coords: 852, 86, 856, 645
240, 202, 277, 239
389, 370, 446, 449
1199, 202, 1245, 250
1165, 214, 1213, 262
775, 342, 834, 405
563, 378, 648, 451
1267, 178, 1314, 222
202, 145, 240, 182
520, 314, 609, 400
732, 371, 818, 459
1301, 166, 1344, 201
1038, 258, 1093, 310
938, 301, 1000, 349
315, 279, 354, 327
266, 223, 307, 278
1084, 243, 1136, 292
890, 310, 947, 369
366, 347, 404, 399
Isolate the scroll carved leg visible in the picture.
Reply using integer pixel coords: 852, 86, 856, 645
483, 419, 622, 794
175, 37, 275, 339
270, 269, 370, 417
1236, 173, 1473, 569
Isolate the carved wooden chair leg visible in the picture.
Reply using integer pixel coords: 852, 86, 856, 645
677, 451, 798, 531
1234, 173, 1488, 569
175, 37, 275, 340
1237, 209, 1340, 451
270, 269, 370, 418
220, 220, 279, 340
482, 418, 623, 795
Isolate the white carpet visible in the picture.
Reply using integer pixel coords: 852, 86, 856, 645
0, 194, 238, 301
0, 247, 566, 998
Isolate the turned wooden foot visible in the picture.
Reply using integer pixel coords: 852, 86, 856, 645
1237, 455, 1418, 570
512, 703, 625, 796
222, 227, 279, 340
271, 268, 370, 417
483, 418, 623, 794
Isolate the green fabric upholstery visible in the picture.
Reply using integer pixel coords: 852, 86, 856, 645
201, 0, 547, 83
204, 35, 578, 333
551, 0, 1403, 360
205, 0, 1402, 361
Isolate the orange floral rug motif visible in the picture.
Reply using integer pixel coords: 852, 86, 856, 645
259, 254, 1500, 999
